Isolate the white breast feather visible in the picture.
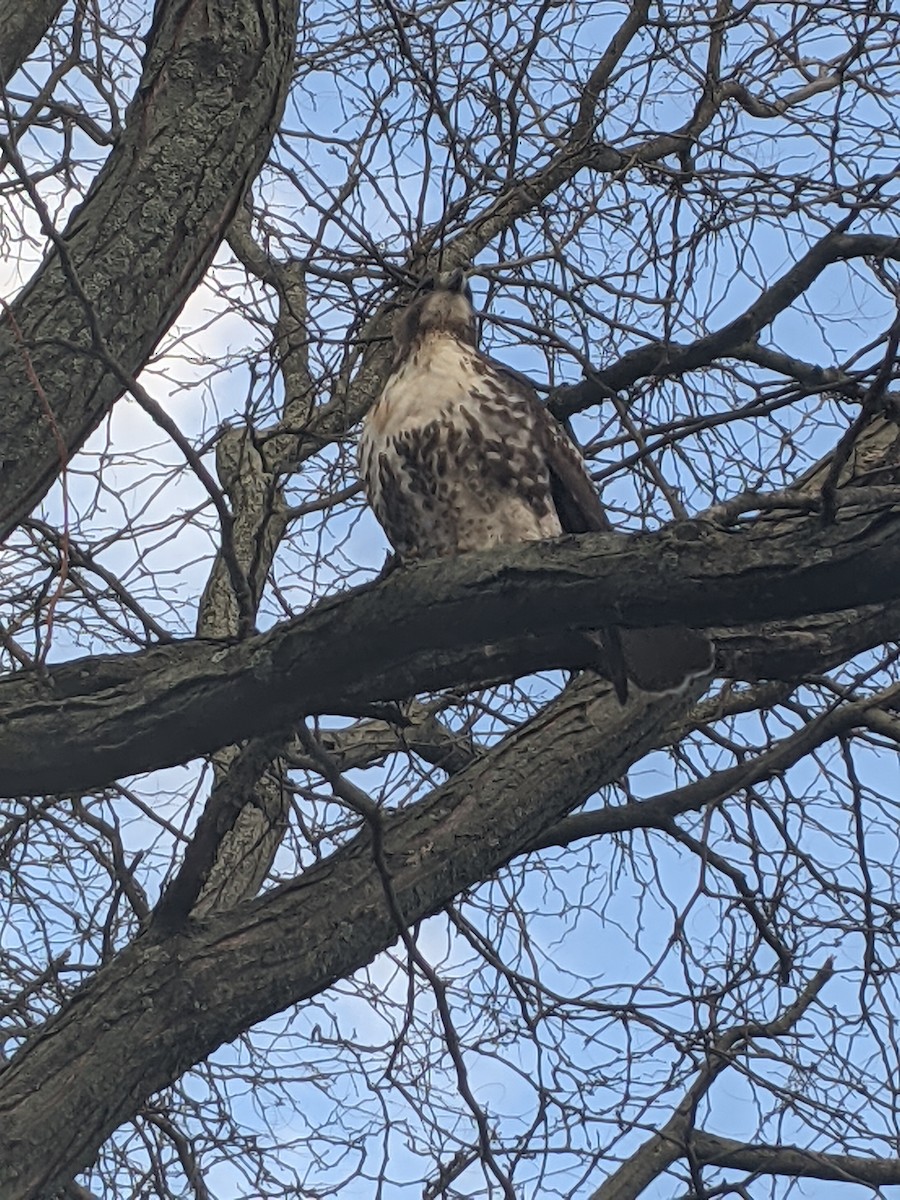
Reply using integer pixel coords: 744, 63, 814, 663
368, 340, 484, 438
359, 335, 561, 556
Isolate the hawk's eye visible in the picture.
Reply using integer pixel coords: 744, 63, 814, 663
444, 267, 468, 297
411, 271, 473, 305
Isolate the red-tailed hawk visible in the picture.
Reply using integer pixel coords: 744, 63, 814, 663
358, 271, 712, 701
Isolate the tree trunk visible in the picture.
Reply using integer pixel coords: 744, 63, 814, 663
0, 0, 298, 540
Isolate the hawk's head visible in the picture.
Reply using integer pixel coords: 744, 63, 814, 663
392, 269, 477, 361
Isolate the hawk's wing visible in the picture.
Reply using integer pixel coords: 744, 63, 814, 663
482, 356, 627, 698
486, 356, 713, 700
480, 355, 610, 531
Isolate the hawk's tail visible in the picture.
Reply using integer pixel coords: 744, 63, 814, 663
596, 626, 714, 704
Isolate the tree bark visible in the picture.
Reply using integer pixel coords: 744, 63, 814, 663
0, 0, 298, 541
2, 486, 900, 796
0, 0, 64, 83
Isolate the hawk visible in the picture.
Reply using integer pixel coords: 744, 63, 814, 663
358, 271, 712, 701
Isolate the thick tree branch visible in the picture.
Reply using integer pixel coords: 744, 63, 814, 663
151, 733, 289, 930
0, 0, 63, 84
0, 677, 701, 1198
291, 700, 481, 778
691, 1130, 900, 1185
0, 0, 298, 541
299, 604, 900, 783
3, 485, 900, 796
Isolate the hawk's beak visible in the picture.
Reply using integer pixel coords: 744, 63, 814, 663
445, 267, 468, 293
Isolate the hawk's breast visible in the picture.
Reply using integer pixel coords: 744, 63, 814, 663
359, 335, 561, 558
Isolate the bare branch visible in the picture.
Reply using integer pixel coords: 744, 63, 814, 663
531, 685, 900, 851
691, 1131, 900, 1185
553, 229, 900, 417
587, 962, 835, 1200
0, 676, 703, 1197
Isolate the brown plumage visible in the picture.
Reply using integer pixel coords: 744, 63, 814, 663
358, 272, 713, 701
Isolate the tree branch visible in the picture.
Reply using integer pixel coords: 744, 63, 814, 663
587, 961, 835, 1200
691, 1130, 900, 1185
529, 685, 900, 851
3, 485, 900, 796
552, 230, 900, 417
0, 0, 63, 84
